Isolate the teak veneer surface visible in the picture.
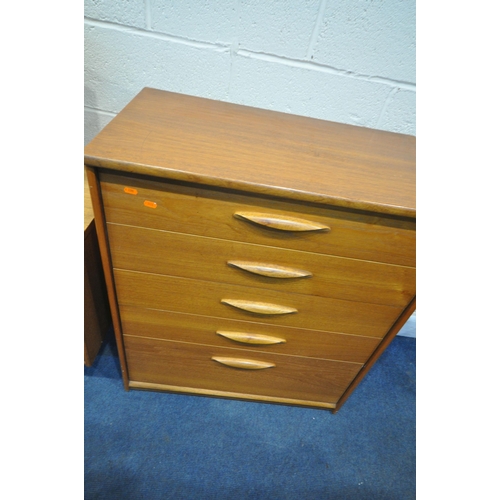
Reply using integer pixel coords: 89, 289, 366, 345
84, 88, 415, 218
84, 171, 111, 366
85, 88, 416, 411
124, 336, 362, 405
113, 269, 403, 338
119, 305, 381, 364
108, 223, 415, 307
99, 171, 415, 267
84, 172, 94, 231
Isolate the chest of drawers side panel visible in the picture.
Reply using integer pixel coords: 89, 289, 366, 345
85, 166, 130, 389
334, 296, 416, 412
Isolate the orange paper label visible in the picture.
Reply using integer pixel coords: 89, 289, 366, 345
144, 200, 157, 209
124, 187, 138, 195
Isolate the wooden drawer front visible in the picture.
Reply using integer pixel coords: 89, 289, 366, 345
100, 172, 416, 267
124, 336, 362, 406
108, 223, 415, 307
114, 270, 402, 338
120, 305, 381, 363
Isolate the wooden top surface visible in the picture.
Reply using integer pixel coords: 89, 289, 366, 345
84, 88, 415, 218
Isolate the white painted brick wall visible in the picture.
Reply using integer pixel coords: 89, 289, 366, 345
84, 23, 231, 116
231, 53, 391, 128
313, 0, 416, 82
150, 0, 237, 44
84, 0, 415, 142
238, 0, 319, 59
85, 0, 146, 29
84, 0, 416, 336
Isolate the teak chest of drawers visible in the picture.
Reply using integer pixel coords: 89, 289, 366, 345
85, 88, 416, 412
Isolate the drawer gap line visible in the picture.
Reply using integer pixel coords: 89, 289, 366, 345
114, 268, 405, 309
123, 334, 365, 365
129, 306, 388, 340
106, 222, 415, 269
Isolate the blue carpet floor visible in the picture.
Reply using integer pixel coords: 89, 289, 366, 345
85, 334, 415, 499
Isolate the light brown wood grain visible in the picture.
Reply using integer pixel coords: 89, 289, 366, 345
84, 88, 415, 218
119, 305, 381, 363
124, 335, 362, 405
84, 170, 111, 366
227, 261, 312, 279
233, 211, 331, 232
106, 223, 415, 306
334, 296, 416, 413
128, 380, 337, 409
220, 299, 297, 315
216, 331, 287, 345
113, 269, 403, 338
211, 357, 276, 370
85, 167, 130, 386
100, 173, 415, 267
84, 171, 94, 231
84, 88, 416, 411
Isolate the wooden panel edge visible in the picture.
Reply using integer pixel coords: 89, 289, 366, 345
83, 156, 415, 219
128, 380, 336, 410
333, 296, 416, 413
85, 165, 130, 390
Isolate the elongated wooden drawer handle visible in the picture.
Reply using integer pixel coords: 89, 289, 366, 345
234, 211, 330, 232
217, 331, 286, 345
227, 260, 312, 279
212, 356, 275, 370
221, 299, 297, 315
